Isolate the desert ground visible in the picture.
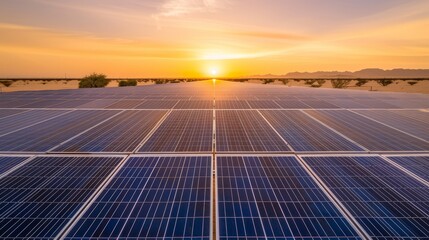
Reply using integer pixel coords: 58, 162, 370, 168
1, 79, 428, 94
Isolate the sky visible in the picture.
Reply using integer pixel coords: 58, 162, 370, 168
0, 0, 428, 78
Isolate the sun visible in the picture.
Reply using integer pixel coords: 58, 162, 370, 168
210, 68, 218, 77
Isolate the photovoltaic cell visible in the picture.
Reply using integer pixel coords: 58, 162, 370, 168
300, 100, 340, 109
387, 156, 429, 182
76, 99, 119, 109
139, 110, 213, 152
64, 156, 211, 239
260, 110, 364, 151
305, 110, 429, 151
0, 110, 120, 152
52, 110, 167, 152
302, 156, 429, 239
217, 156, 362, 239
0, 156, 30, 175
0, 155, 124, 239
216, 110, 290, 152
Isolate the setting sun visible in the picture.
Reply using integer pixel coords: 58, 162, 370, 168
210, 68, 218, 77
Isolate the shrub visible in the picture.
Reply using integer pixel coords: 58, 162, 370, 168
280, 79, 289, 85
408, 81, 418, 86
0, 80, 13, 87
376, 79, 393, 86
154, 79, 165, 84
263, 79, 275, 84
355, 79, 368, 87
304, 79, 317, 85
331, 79, 352, 88
79, 73, 110, 88
118, 79, 137, 87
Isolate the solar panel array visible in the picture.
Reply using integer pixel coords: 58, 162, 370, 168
0, 80, 428, 239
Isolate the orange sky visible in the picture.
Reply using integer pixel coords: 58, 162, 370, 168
0, 0, 428, 78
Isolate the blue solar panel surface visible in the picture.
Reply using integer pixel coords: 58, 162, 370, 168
0, 156, 124, 239
64, 156, 211, 239
302, 156, 429, 239
217, 156, 363, 239
1, 80, 429, 239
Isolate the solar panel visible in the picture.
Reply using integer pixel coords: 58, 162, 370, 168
260, 110, 364, 152
0, 156, 31, 175
106, 100, 144, 109
135, 100, 179, 109
217, 156, 363, 239
300, 100, 341, 109
302, 155, 429, 239
389, 110, 429, 124
354, 110, 429, 141
274, 100, 311, 109
247, 100, 282, 109
52, 110, 167, 153
139, 110, 213, 152
174, 100, 213, 109
216, 110, 291, 152
305, 110, 429, 151
0, 155, 125, 239
0, 109, 71, 136
76, 99, 119, 109
0, 110, 120, 152
215, 100, 251, 109
63, 156, 211, 239
0, 109, 27, 119
386, 155, 429, 182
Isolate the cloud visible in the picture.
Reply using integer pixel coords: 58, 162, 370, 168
158, 0, 221, 17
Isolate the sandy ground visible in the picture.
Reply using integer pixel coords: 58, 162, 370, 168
0, 79, 428, 94
0, 80, 154, 92
248, 79, 429, 94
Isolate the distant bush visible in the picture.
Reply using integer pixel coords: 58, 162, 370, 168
79, 73, 110, 88
118, 79, 137, 87
316, 80, 326, 86
376, 79, 394, 86
263, 79, 275, 84
154, 79, 166, 84
280, 79, 289, 85
331, 79, 351, 88
304, 79, 317, 85
408, 81, 418, 86
170, 80, 181, 84
0, 80, 13, 87
355, 79, 369, 87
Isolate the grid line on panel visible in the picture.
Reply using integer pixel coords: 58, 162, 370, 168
384, 155, 429, 184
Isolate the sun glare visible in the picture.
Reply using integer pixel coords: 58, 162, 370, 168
210, 68, 218, 77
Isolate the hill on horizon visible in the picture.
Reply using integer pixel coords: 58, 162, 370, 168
250, 68, 429, 78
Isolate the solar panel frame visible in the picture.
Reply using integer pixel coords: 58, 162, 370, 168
384, 155, 429, 183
